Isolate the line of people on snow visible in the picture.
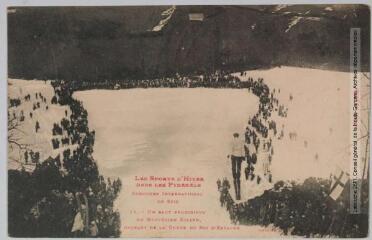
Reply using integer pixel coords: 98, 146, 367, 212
227, 77, 284, 201
8, 80, 122, 237
55, 71, 254, 91
51, 80, 122, 237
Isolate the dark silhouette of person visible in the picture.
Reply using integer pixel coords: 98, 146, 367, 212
228, 133, 245, 200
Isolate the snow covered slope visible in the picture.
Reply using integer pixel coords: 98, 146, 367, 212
235, 67, 370, 182
8, 79, 73, 171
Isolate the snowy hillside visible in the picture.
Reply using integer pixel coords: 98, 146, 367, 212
8, 79, 75, 171
234, 67, 370, 182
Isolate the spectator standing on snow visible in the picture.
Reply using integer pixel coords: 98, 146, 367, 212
24, 151, 28, 164
35, 121, 40, 133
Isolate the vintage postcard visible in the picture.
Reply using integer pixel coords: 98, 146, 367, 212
7, 4, 371, 238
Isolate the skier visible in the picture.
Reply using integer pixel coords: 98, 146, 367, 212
228, 133, 245, 200
35, 121, 40, 133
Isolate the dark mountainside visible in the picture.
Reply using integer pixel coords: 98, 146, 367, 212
8, 5, 370, 82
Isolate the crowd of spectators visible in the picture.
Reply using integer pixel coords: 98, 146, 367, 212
9, 80, 122, 237
217, 177, 368, 237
